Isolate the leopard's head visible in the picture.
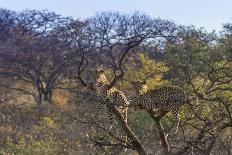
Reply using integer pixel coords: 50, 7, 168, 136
132, 80, 149, 95
90, 69, 104, 80
89, 69, 108, 85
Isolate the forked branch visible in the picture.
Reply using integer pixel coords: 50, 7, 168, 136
107, 39, 144, 89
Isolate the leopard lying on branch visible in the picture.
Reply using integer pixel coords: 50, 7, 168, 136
130, 80, 192, 133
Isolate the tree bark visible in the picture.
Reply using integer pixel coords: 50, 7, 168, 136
109, 104, 147, 155
148, 109, 170, 155
43, 90, 53, 104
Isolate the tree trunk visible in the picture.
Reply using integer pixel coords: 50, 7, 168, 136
38, 89, 43, 105
109, 104, 147, 155
122, 108, 128, 153
148, 109, 170, 155
43, 90, 53, 104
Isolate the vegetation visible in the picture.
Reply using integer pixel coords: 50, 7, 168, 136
0, 8, 231, 154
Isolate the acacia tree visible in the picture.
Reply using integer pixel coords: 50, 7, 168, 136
163, 26, 232, 154
64, 12, 178, 155
0, 10, 74, 105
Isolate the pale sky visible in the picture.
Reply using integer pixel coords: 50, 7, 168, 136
1, 0, 232, 32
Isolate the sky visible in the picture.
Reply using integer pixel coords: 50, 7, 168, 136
1, 0, 232, 32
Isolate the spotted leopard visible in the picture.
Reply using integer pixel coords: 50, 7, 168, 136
89, 69, 128, 126
131, 80, 190, 133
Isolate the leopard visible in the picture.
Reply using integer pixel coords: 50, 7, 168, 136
89, 69, 129, 127
131, 80, 191, 133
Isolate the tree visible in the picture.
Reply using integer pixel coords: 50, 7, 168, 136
0, 10, 74, 106
163, 26, 232, 154
66, 11, 177, 155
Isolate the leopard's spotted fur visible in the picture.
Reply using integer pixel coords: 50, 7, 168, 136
89, 69, 128, 126
131, 80, 190, 133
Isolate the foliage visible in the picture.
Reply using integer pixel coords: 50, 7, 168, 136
1, 137, 63, 155
0, 8, 232, 155
120, 53, 169, 93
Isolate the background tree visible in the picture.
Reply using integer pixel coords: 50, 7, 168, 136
163, 26, 232, 154
0, 9, 75, 106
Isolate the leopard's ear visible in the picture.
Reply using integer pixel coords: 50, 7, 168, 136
142, 80, 146, 85
98, 70, 104, 74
